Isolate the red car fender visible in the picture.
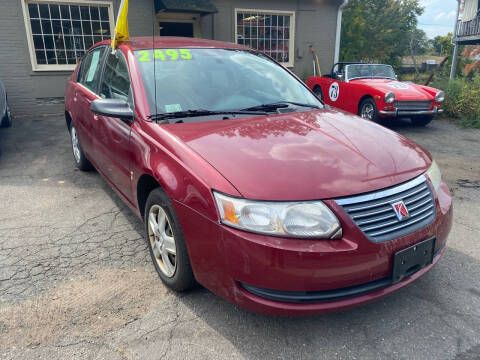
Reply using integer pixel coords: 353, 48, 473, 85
416, 84, 438, 97
355, 86, 388, 114
129, 120, 241, 222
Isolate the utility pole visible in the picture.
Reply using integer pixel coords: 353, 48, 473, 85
450, 0, 461, 79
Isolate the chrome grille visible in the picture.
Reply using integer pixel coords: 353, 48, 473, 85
335, 176, 436, 243
395, 101, 432, 111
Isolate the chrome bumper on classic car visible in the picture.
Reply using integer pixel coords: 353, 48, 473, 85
379, 106, 443, 117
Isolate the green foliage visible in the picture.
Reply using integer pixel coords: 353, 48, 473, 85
340, 0, 424, 67
430, 33, 467, 77
429, 34, 454, 56
410, 29, 429, 55
431, 75, 480, 128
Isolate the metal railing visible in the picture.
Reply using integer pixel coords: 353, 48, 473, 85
456, 13, 480, 39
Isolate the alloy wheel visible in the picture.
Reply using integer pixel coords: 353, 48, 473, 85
71, 127, 81, 163
361, 103, 375, 120
148, 205, 177, 278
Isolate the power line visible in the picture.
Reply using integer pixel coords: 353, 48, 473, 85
418, 22, 455, 26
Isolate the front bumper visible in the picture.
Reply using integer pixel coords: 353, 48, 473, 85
379, 107, 443, 117
173, 182, 453, 316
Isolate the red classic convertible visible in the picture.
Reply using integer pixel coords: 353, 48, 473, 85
306, 62, 445, 126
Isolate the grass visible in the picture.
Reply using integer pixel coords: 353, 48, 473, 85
456, 116, 480, 128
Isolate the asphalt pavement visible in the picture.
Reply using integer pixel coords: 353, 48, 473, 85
0, 117, 479, 360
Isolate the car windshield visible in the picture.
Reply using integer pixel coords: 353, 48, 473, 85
346, 64, 396, 81
134, 48, 322, 120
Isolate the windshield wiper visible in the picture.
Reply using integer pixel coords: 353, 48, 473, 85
148, 109, 268, 122
241, 101, 321, 112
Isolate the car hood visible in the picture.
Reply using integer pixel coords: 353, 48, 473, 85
163, 109, 432, 201
351, 79, 433, 101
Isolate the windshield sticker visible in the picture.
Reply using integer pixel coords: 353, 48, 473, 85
329, 82, 340, 102
165, 104, 182, 113
387, 82, 409, 89
86, 50, 101, 82
137, 49, 193, 62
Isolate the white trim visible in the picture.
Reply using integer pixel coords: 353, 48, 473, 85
234, 8, 295, 68
21, 0, 114, 72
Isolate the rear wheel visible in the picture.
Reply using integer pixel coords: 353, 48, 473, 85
1, 103, 12, 128
359, 98, 379, 122
313, 86, 324, 101
70, 124, 92, 171
145, 188, 195, 292
411, 115, 433, 126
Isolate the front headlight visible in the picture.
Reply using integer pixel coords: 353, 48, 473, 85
435, 91, 445, 103
385, 92, 395, 104
213, 192, 342, 239
426, 160, 442, 192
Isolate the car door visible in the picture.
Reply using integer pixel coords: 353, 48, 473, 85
321, 65, 347, 109
74, 46, 107, 157
324, 78, 347, 109
94, 50, 134, 203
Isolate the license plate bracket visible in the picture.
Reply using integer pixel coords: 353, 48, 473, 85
392, 238, 435, 283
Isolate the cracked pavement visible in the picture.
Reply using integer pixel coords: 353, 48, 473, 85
0, 117, 479, 360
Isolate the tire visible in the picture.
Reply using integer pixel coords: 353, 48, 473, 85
0, 103, 12, 128
359, 98, 380, 123
70, 124, 93, 171
145, 188, 195, 292
313, 86, 324, 101
411, 115, 433, 126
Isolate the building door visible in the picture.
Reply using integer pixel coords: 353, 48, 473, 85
160, 22, 194, 37
157, 13, 200, 37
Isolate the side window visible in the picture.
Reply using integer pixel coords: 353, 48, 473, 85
78, 47, 106, 93
100, 52, 131, 103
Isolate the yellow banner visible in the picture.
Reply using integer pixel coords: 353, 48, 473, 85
111, 0, 129, 50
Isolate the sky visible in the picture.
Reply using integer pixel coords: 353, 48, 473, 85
418, 0, 458, 38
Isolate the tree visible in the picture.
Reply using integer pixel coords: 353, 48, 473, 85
409, 29, 429, 55
430, 34, 455, 56
340, 0, 424, 68
408, 28, 429, 81
427, 33, 466, 77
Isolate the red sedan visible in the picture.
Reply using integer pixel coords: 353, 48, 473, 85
65, 37, 452, 316
306, 62, 445, 126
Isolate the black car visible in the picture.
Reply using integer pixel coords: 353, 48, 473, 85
0, 81, 12, 128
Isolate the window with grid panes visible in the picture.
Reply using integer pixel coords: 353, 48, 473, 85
235, 9, 295, 67
24, 1, 112, 70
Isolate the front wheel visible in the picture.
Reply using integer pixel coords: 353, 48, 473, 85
145, 188, 195, 292
359, 98, 379, 122
411, 116, 433, 126
0, 104, 12, 128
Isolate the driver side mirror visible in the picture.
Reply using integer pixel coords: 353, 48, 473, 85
90, 99, 134, 121
337, 73, 345, 82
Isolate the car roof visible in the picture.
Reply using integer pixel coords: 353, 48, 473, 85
95, 36, 249, 51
